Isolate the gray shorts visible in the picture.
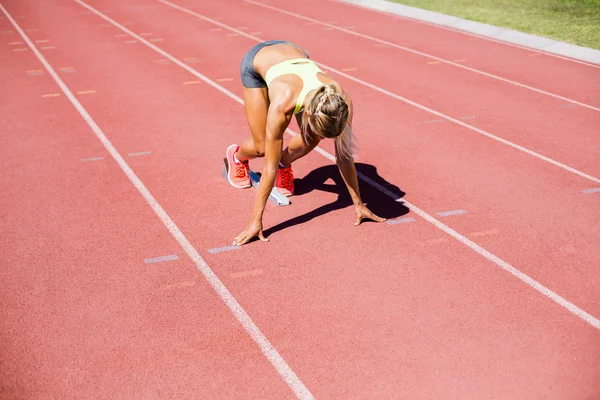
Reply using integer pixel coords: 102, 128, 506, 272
240, 40, 309, 88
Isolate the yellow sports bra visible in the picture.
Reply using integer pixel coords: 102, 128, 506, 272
264, 58, 325, 114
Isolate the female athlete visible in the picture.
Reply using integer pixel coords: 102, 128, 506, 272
225, 40, 385, 245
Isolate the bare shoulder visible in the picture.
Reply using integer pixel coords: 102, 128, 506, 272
267, 79, 296, 114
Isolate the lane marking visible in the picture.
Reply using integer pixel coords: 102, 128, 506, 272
12, 47, 27, 52
80, 156, 104, 162
34, 39, 49, 43
115, 33, 128, 38
559, 104, 576, 108
324, 68, 600, 183
216, 77, 233, 82
386, 217, 416, 225
452, 59, 467, 63
230, 269, 265, 279
27, 70, 44, 76
128, 151, 152, 157
153, 59, 171, 64
149, 38, 164, 42
139, 32, 153, 36
183, 80, 202, 85
460, 115, 477, 120
145, 254, 179, 264
154, 0, 600, 185
326, 0, 600, 69
341, 67, 357, 72
2, 6, 315, 399
322, 27, 334, 31
41, 93, 60, 98
71, 0, 600, 369
438, 209, 466, 217
208, 245, 242, 254
59, 67, 76, 73
243, 0, 600, 111
160, 280, 196, 291
426, 61, 440, 64
8, 40, 23, 45
581, 188, 600, 194
424, 119, 444, 123
40, 46, 55, 50
77, 90, 96, 95
469, 228, 500, 238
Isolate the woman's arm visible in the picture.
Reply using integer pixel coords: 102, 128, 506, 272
336, 90, 386, 225
233, 98, 292, 245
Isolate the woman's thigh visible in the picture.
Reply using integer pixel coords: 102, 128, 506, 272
243, 86, 269, 147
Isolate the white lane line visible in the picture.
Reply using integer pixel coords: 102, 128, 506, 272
243, 0, 600, 112
326, 0, 600, 70
386, 216, 415, 225
80, 156, 104, 162
155, 0, 600, 185
581, 188, 600, 194
437, 209, 466, 217
128, 151, 152, 156
68, 0, 600, 331
2, 5, 314, 400
144, 254, 178, 263
208, 245, 241, 254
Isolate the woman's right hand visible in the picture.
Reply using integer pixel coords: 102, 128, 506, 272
233, 218, 269, 246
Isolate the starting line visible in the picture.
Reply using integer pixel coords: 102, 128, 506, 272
221, 160, 290, 207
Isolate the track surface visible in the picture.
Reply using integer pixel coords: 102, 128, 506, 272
1, 0, 599, 398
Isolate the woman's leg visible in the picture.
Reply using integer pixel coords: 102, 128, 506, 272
236, 87, 270, 162
276, 121, 321, 196
280, 134, 321, 165
280, 115, 321, 166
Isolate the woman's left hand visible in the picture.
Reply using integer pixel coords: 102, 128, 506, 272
354, 203, 386, 225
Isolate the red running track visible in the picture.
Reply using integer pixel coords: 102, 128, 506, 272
1, 0, 599, 398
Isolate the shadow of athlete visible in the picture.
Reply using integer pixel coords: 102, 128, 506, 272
263, 163, 410, 238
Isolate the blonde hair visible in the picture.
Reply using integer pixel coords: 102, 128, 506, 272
301, 84, 356, 160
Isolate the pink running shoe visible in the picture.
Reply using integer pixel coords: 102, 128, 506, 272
225, 144, 251, 189
276, 164, 294, 196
